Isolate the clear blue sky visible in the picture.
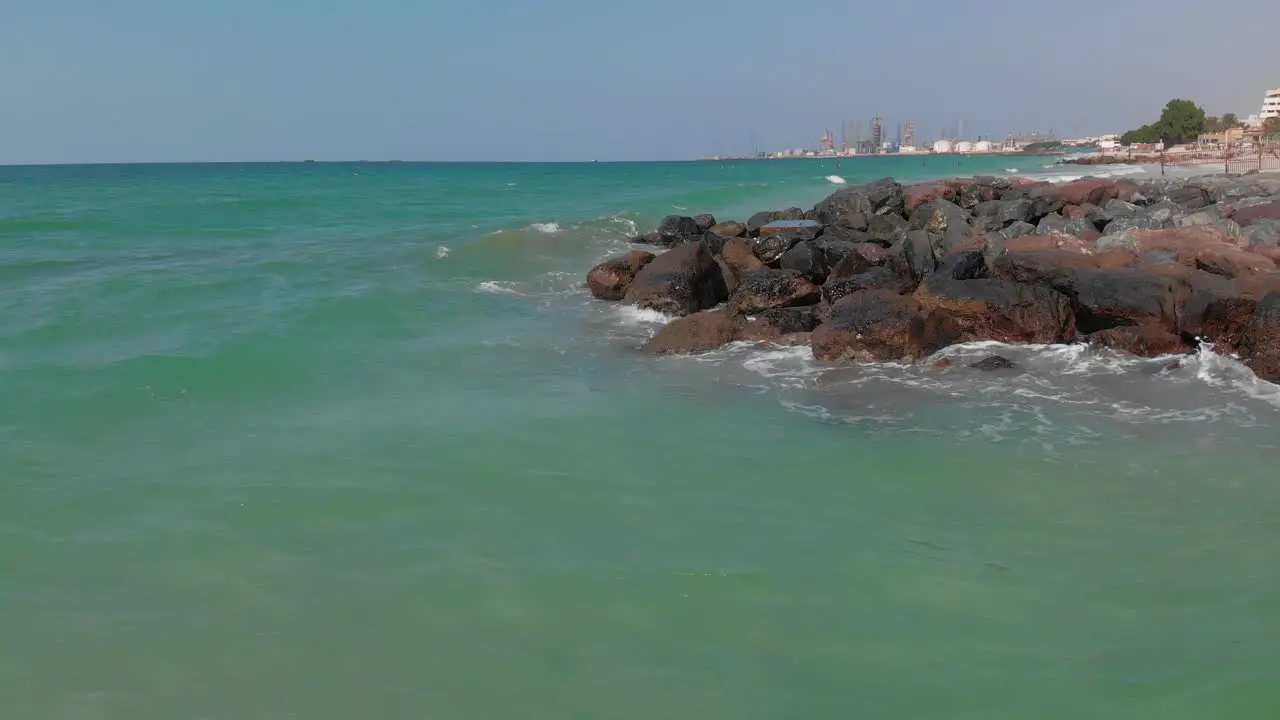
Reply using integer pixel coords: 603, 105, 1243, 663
3, 0, 1277, 164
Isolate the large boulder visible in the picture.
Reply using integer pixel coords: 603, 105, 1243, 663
1181, 274, 1258, 346
955, 181, 997, 210
1233, 199, 1280, 226
909, 199, 970, 235
814, 178, 904, 226
622, 240, 728, 316
727, 269, 821, 314
658, 215, 699, 243
1071, 269, 1180, 334
915, 277, 1076, 344
812, 290, 925, 362
646, 309, 744, 355
1239, 293, 1280, 383
1166, 185, 1212, 210
779, 240, 826, 281
866, 213, 908, 245
1128, 226, 1277, 278
1057, 178, 1119, 207
1114, 179, 1144, 203
707, 220, 747, 239
741, 306, 822, 341
1002, 182, 1065, 220
888, 230, 938, 283
822, 266, 916, 304
904, 182, 959, 215
586, 250, 656, 300
752, 226, 816, 264
693, 214, 717, 233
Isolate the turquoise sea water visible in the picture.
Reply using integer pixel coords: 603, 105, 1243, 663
3, 157, 1280, 719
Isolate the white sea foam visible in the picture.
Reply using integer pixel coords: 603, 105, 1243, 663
1005, 168, 1019, 173
613, 306, 674, 326
435, 246, 451, 258
826, 175, 847, 185
475, 280, 521, 295
530, 222, 562, 234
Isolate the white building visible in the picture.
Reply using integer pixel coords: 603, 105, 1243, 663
974, 140, 995, 153
932, 140, 954, 154
1261, 89, 1280, 121
955, 141, 974, 153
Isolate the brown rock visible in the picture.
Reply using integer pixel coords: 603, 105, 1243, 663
851, 243, 890, 265
932, 357, 953, 370
586, 250, 656, 300
812, 290, 923, 362
915, 277, 1076, 344
1114, 179, 1143, 203
1062, 204, 1088, 220
645, 309, 744, 355
1249, 244, 1280, 264
720, 237, 767, 276
707, 220, 747, 238
1088, 325, 1189, 357
1194, 246, 1277, 278
1072, 269, 1181, 334
622, 240, 727, 316
1180, 273, 1256, 346
728, 269, 821, 315
1056, 178, 1118, 207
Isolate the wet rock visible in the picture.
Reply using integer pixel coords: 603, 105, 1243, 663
909, 199, 970, 236
814, 178, 903, 228
812, 290, 923, 362
1088, 325, 1188, 357
821, 266, 916, 304
633, 231, 664, 245
586, 250, 656, 301
693, 214, 717, 233
727, 269, 821, 314
646, 309, 743, 355
1239, 292, 1280, 383
956, 182, 996, 210
915, 276, 1076, 344
1071, 269, 1180, 334
658, 215, 699, 243
1037, 213, 1069, 235
932, 357, 953, 370
934, 249, 986, 280
970, 355, 1017, 371
623, 240, 728, 316
1181, 274, 1257, 346
809, 238, 858, 268
890, 230, 937, 283
741, 306, 822, 341
707, 220, 747, 239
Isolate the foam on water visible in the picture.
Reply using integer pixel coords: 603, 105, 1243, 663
612, 305, 675, 327
475, 280, 522, 295
435, 246, 451, 258
529, 222, 563, 234
826, 175, 847, 185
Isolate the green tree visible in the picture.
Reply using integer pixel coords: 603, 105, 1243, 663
1264, 117, 1280, 136
1221, 112, 1241, 128
1205, 116, 1221, 133
1121, 98, 1207, 146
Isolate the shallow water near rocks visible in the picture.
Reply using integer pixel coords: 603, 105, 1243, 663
3, 159, 1279, 718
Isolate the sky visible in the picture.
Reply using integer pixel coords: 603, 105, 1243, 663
2, 0, 1278, 164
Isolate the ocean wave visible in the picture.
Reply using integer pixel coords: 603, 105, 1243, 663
435, 246, 451, 258
612, 305, 675, 327
529, 222, 563, 234
475, 280, 522, 295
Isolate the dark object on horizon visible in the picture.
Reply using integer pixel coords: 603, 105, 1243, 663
1020, 141, 1063, 155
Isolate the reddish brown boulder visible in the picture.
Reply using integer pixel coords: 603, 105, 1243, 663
1194, 245, 1277, 278
1056, 178, 1118, 207
1249, 244, 1280, 264
990, 249, 1134, 292
623, 240, 727, 316
645, 309, 744, 354
727, 269, 821, 315
1088, 325, 1189, 357
741, 307, 822, 341
1233, 199, 1280, 226
1062, 204, 1088, 220
915, 277, 1076, 344
1125, 226, 1277, 278
903, 181, 959, 215
812, 290, 923, 362
586, 250, 656, 300
1239, 292, 1280, 383
720, 237, 766, 278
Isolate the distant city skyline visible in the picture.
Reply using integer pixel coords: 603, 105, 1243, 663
2, 0, 1279, 165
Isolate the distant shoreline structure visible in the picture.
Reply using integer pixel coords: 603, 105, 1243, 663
699, 151, 1063, 162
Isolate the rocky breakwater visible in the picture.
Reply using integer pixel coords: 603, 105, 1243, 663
584, 173, 1280, 383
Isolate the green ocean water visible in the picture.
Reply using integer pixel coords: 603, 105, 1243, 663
3, 158, 1280, 719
